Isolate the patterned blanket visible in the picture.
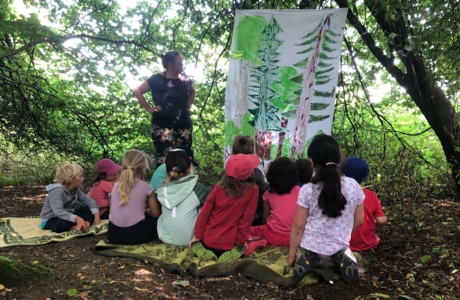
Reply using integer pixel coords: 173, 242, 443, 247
0, 217, 108, 247
94, 240, 329, 286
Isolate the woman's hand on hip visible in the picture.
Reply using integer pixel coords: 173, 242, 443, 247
147, 105, 162, 113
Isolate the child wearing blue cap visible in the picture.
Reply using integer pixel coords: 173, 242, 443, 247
340, 157, 387, 272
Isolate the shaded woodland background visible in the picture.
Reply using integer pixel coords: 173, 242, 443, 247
1, 0, 459, 202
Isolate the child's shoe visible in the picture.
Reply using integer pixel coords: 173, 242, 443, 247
293, 249, 320, 284
191, 242, 218, 261
243, 237, 268, 256
218, 245, 246, 263
331, 249, 359, 284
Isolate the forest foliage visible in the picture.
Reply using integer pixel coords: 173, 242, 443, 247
0, 0, 458, 201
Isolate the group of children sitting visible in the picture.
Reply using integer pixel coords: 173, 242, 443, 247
39, 133, 386, 284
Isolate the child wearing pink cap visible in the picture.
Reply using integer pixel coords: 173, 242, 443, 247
88, 158, 122, 219
189, 154, 260, 262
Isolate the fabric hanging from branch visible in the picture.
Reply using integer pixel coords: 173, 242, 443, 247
224, 9, 348, 170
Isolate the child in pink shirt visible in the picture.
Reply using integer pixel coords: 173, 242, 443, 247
88, 159, 122, 219
245, 157, 301, 256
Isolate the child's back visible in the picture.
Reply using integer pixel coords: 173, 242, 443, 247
156, 148, 210, 246
107, 149, 160, 245
298, 176, 364, 255
191, 154, 260, 261
195, 183, 258, 250
340, 157, 386, 252
350, 188, 385, 251
246, 157, 300, 253
227, 135, 266, 226
288, 134, 365, 285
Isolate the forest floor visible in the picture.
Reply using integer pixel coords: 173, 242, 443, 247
0, 185, 459, 300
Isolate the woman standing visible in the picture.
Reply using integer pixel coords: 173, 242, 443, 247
134, 51, 196, 166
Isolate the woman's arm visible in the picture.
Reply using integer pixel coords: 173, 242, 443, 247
134, 81, 160, 113
147, 191, 161, 217
188, 85, 196, 109
352, 203, 364, 233
287, 206, 309, 267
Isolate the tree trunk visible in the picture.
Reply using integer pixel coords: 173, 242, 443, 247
255, 129, 273, 161
276, 117, 288, 158
335, 0, 460, 198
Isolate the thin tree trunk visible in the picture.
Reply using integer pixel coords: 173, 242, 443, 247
255, 129, 273, 160
291, 19, 326, 157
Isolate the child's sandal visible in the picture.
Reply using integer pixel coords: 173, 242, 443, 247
331, 250, 359, 284
293, 249, 319, 284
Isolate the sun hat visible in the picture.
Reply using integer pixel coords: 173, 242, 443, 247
172, 146, 199, 167
340, 157, 369, 183
96, 158, 122, 175
225, 154, 260, 180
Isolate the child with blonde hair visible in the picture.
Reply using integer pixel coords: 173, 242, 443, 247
190, 154, 260, 262
40, 164, 101, 233
108, 149, 161, 245
156, 148, 210, 246
88, 158, 122, 219
288, 134, 365, 284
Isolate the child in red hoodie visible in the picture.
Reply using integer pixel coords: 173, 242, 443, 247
340, 157, 387, 272
189, 154, 260, 262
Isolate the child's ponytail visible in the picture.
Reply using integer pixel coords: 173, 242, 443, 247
307, 134, 346, 218
165, 150, 192, 183
117, 150, 151, 205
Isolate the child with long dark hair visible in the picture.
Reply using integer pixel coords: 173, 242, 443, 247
190, 154, 260, 262
287, 134, 365, 284
244, 157, 300, 255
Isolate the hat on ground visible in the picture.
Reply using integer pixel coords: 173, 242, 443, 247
225, 154, 260, 180
96, 158, 122, 175
340, 157, 369, 183
171, 146, 199, 167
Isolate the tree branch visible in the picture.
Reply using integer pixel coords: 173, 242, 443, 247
0, 34, 159, 60
334, 0, 406, 86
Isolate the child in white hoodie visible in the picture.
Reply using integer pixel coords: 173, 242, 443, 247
40, 164, 101, 233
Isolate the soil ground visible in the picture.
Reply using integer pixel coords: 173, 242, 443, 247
0, 185, 459, 300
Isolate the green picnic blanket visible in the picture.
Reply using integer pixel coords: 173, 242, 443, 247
94, 240, 333, 286
0, 217, 108, 247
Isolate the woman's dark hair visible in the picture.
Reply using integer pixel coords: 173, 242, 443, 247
165, 150, 191, 182
266, 157, 298, 195
295, 158, 313, 184
91, 173, 107, 187
307, 134, 346, 218
160, 50, 181, 69
218, 174, 255, 198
